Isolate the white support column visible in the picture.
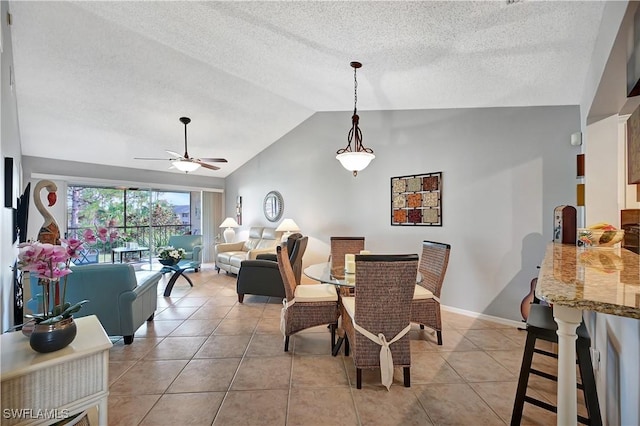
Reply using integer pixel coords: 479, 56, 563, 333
553, 304, 583, 426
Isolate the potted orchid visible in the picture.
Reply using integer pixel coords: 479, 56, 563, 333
16, 227, 116, 352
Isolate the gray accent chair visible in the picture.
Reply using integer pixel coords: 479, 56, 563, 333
236, 234, 307, 303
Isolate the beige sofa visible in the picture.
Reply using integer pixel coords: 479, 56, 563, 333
215, 227, 280, 274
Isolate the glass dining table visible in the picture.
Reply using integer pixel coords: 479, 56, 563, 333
304, 261, 422, 287
303, 262, 356, 288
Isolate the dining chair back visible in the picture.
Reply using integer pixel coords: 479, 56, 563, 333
330, 236, 365, 278
411, 240, 451, 345
277, 243, 338, 352
341, 254, 418, 389
289, 234, 308, 285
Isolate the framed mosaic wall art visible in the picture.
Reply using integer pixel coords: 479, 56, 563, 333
391, 171, 442, 226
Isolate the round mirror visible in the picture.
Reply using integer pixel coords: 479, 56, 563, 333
263, 191, 284, 222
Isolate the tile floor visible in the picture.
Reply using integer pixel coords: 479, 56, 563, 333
107, 264, 585, 425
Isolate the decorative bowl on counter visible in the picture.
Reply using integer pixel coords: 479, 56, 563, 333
577, 227, 624, 248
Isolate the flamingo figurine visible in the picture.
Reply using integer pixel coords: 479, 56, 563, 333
34, 179, 62, 306
34, 179, 61, 245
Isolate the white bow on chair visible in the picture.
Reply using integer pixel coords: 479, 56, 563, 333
351, 320, 411, 390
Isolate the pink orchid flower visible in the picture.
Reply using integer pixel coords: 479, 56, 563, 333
83, 229, 97, 245
97, 227, 109, 242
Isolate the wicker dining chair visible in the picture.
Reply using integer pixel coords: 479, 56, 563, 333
411, 240, 451, 345
277, 242, 339, 352
341, 254, 419, 389
329, 236, 365, 279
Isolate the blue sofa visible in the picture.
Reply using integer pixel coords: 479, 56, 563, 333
27, 263, 162, 344
168, 235, 203, 272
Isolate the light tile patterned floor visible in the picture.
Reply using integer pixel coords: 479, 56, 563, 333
106, 264, 578, 425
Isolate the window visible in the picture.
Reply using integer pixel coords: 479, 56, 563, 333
67, 186, 191, 257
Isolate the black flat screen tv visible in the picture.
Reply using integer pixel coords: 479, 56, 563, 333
16, 182, 30, 243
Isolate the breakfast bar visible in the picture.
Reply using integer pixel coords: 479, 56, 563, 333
536, 243, 640, 426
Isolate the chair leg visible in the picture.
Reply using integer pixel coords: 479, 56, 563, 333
284, 335, 290, 352
344, 336, 350, 357
510, 332, 537, 426
419, 324, 425, 329
330, 323, 336, 350
356, 368, 362, 389
403, 367, 410, 387
577, 339, 602, 426
436, 330, 443, 346
147, 313, 154, 321
238, 294, 244, 303
124, 335, 134, 345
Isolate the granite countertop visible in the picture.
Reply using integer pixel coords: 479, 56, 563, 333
536, 243, 640, 319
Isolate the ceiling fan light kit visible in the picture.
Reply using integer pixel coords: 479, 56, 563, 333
336, 61, 375, 177
135, 116, 228, 173
172, 160, 200, 172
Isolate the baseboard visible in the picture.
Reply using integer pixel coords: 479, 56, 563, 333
441, 304, 523, 328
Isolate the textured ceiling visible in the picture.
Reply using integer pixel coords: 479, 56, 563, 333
10, 1, 606, 178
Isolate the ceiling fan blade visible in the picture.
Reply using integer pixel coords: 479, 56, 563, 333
198, 162, 220, 171
198, 157, 228, 163
166, 150, 183, 158
134, 157, 172, 161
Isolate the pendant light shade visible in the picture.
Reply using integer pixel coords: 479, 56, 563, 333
335, 152, 375, 174
336, 61, 374, 177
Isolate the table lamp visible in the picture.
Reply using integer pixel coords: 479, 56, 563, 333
219, 217, 239, 243
276, 218, 300, 242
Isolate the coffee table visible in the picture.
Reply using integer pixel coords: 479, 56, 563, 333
159, 260, 198, 296
141, 260, 198, 297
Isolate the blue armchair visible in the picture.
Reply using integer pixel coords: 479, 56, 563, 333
168, 235, 203, 272
26, 263, 162, 344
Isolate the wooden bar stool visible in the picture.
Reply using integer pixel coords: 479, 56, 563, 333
510, 303, 602, 426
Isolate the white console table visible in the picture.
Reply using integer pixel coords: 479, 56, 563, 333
1, 315, 112, 426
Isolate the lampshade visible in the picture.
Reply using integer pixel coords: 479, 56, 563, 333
276, 218, 300, 242
336, 152, 375, 174
172, 160, 200, 173
220, 217, 239, 228
275, 218, 300, 233
220, 217, 239, 243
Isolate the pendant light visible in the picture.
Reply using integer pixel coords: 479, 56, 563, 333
336, 61, 375, 177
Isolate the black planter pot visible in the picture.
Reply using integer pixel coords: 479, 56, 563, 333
159, 258, 179, 266
29, 316, 77, 353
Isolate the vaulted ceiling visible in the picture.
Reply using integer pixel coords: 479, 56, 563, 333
10, 1, 606, 177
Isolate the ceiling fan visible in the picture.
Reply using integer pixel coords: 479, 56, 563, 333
135, 117, 228, 172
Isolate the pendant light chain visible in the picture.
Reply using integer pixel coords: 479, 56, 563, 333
353, 66, 358, 115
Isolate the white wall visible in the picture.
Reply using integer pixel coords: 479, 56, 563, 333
585, 114, 623, 226
0, 0, 23, 331
225, 106, 580, 321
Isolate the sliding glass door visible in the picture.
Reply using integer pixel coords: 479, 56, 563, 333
67, 186, 192, 261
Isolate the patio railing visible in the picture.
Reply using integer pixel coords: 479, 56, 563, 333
67, 224, 192, 261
